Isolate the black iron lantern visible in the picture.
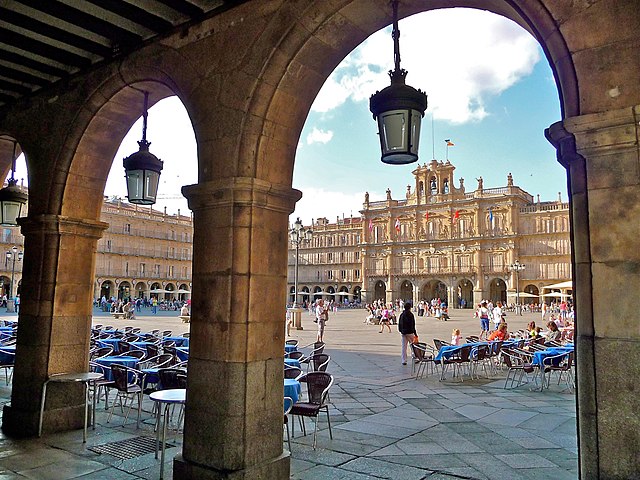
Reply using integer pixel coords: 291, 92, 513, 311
370, 0, 427, 165
0, 141, 28, 226
123, 91, 163, 205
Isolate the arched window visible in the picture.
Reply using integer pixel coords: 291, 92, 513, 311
443, 179, 449, 194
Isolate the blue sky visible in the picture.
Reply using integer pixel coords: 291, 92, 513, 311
14, 8, 564, 223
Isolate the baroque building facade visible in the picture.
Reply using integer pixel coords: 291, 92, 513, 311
288, 160, 571, 308
0, 197, 193, 304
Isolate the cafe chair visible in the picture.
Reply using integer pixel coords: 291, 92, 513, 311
285, 339, 298, 347
121, 349, 146, 361
306, 353, 330, 373
410, 343, 436, 378
90, 346, 114, 360
89, 361, 115, 413
286, 351, 304, 361
502, 349, 537, 389
107, 364, 144, 429
0, 348, 16, 385
283, 396, 293, 451
439, 345, 472, 382
162, 330, 172, 338
139, 353, 174, 371
541, 351, 574, 391
290, 372, 333, 449
163, 346, 179, 365
181, 332, 190, 338
146, 343, 160, 358
94, 324, 104, 330
300, 342, 325, 367
470, 344, 492, 379
156, 368, 187, 429
284, 366, 303, 380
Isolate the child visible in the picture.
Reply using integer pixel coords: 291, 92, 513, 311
451, 328, 463, 346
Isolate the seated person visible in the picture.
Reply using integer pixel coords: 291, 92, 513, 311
545, 321, 562, 342
180, 304, 190, 317
488, 322, 509, 341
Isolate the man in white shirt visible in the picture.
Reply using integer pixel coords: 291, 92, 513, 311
315, 299, 328, 342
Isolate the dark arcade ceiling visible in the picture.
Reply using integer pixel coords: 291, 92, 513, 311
0, 0, 248, 110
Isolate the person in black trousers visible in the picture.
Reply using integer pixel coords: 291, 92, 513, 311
398, 302, 417, 365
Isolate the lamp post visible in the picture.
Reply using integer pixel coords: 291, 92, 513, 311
289, 218, 312, 330
509, 260, 526, 316
5, 245, 23, 313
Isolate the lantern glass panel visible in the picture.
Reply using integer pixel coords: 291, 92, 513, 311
379, 110, 408, 154
144, 170, 160, 201
0, 201, 22, 226
410, 111, 422, 154
126, 170, 144, 201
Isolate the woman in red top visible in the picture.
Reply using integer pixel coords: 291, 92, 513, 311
488, 323, 509, 341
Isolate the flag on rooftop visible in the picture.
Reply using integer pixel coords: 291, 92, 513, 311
445, 139, 455, 147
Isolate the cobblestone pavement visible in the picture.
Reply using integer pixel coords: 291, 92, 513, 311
0, 308, 577, 479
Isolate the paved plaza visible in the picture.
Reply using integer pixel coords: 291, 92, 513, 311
0, 307, 577, 479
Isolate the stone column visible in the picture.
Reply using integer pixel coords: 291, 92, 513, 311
546, 106, 640, 479
2, 215, 107, 436
174, 177, 300, 479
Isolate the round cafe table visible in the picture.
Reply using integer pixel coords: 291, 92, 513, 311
149, 389, 186, 480
38, 372, 103, 443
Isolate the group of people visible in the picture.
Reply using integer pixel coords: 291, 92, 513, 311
474, 300, 507, 340
98, 296, 190, 318
416, 298, 449, 319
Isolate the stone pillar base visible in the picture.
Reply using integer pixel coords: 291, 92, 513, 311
288, 307, 304, 330
2, 403, 86, 438
173, 452, 290, 480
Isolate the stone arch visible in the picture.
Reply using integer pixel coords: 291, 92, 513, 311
100, 280, 114, 299
117, 281, 131, 300
457, 278, 474, 308
399, 280, 413, 303
374, 280, 386, 301
489, 278, 507, 304
423, 279, 447, 303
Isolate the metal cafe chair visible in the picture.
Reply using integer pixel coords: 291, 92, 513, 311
290, 372, 333, 449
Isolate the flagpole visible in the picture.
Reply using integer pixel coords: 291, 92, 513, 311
431, 114, 435, 160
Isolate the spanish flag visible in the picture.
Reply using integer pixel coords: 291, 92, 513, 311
453, 210, 460, 223
445, 139, 455, 147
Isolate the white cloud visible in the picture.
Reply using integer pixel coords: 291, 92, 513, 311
310, 8, 540, 124
306, 127, 334, 145
291, 187, 375, 225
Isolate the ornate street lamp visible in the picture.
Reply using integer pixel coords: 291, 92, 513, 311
5, 245, 23, 312
0, 140, 28, 226
509, 260, 526, 316
123, 91, 163, 205
290, 218, 313, 308
369, 0, 427, 165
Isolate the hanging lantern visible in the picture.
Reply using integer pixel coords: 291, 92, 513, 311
369, 0, 427, 165
0, 141, 28, 226
123, 91, 163, 205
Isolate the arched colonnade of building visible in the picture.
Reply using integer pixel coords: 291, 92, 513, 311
0, 1, 638, 478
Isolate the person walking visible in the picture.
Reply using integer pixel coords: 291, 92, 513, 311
398, 302, 417, 365
315, 299, 328, 343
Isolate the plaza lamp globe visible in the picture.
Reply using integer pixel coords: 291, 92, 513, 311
369, 0, 427, 165
0, 140, 28, 226
123, 91, 163, 205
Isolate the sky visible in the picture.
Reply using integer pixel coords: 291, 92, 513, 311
13, 8, 566, 225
